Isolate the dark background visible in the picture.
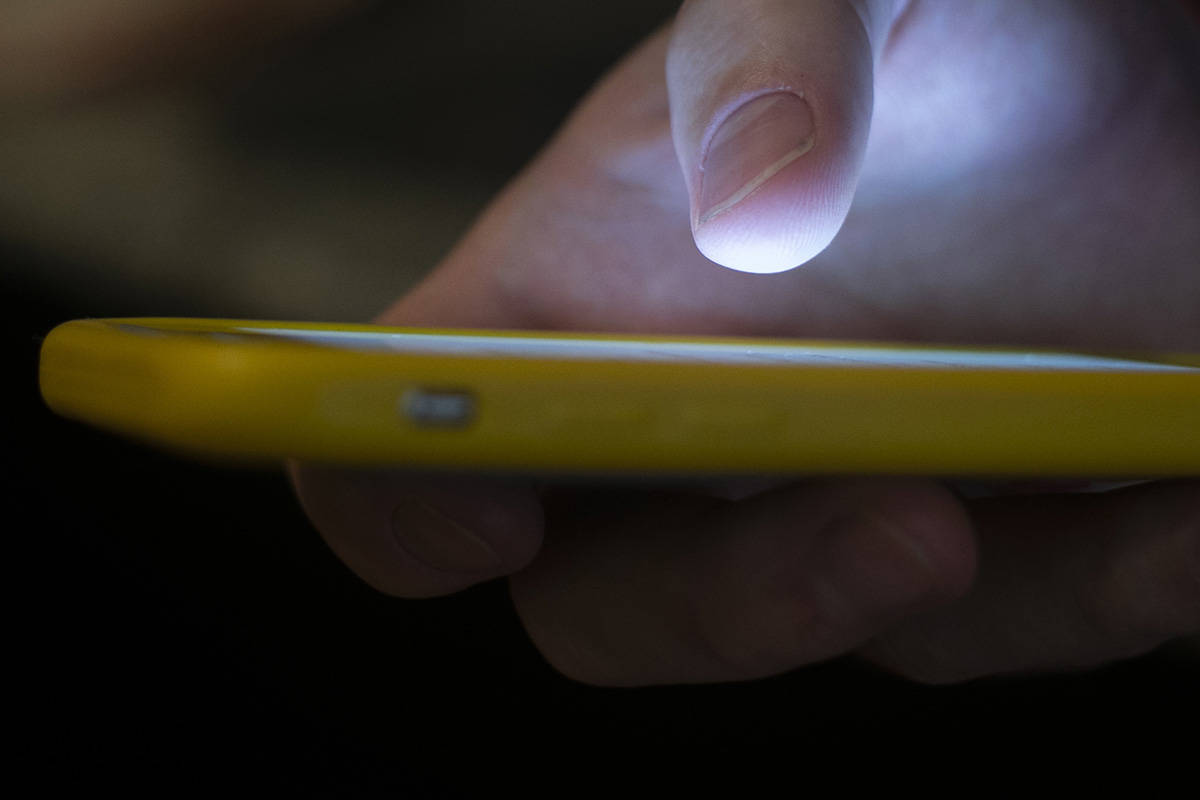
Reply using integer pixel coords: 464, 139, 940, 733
8, 2, 1196, 792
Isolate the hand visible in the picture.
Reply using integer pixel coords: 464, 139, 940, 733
294, 0, 1200, 686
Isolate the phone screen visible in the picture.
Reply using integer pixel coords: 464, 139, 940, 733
225, 325, 1198, 373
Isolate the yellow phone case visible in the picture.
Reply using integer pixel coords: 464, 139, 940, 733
38, 318, 1200, 476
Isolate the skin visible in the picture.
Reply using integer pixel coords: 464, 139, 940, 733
11, 0, 1199, 685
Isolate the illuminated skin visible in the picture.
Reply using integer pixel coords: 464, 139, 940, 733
12, 0, 1198, 684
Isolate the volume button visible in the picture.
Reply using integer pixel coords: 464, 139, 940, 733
400, 388, 477, 429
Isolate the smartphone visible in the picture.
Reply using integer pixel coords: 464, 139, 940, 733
37, 317, 1200, 476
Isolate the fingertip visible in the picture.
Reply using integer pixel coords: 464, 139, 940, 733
841, 480, 980, 607
289, 464, 544, 598
691, 169, 853, 273
668, 0, 878, 274
748, 480, 977, 674
749, 479, 977, 633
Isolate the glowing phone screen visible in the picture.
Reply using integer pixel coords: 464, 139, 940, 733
233, 327, 1198, 372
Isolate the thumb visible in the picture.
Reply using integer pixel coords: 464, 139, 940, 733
667, 0, 896, 273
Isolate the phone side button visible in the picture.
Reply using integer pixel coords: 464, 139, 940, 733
400, 388, 477, 429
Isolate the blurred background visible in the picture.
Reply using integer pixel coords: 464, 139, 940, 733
7, 1, 1195, 792
2, 0, 681, 320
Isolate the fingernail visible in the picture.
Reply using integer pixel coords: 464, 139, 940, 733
698, 92, 815, 226
391, 495, 504, 573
